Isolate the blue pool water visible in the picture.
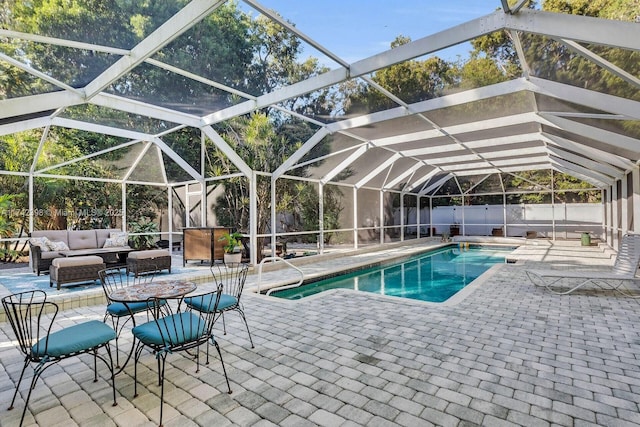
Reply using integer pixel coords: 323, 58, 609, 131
270, 245, 515, 302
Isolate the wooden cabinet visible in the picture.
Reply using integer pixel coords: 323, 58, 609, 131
182, 227, 229, 266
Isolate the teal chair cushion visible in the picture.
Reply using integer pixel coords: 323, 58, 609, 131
132, 312, 207, 347
185, 293, 236, 313
107, 299, 166, 317
217, 294, 237, 310
32, 320, 116, 358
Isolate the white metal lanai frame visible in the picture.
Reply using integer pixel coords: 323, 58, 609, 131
0, 2, 639, 264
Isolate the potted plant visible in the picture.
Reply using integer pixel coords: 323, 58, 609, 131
128, 217, 159, 250
219, 231, 243, 264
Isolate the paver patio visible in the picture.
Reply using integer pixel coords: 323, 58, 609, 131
1, 241, 639, 426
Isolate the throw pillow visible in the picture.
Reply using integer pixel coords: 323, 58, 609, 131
29, 236, 51, 252
108, 232, 128, 247
103, 238, 118, 248
47, 240, 70, 251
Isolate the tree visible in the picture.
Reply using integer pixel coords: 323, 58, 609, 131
211, 113, 299, 256
455, 56, 512, 89
509, 170, 600, 204
468, 0, 640, 103
0, 1, 261, 238
292, 182, 343, 244
2, 0, 138, 92
342, 36, 453, 115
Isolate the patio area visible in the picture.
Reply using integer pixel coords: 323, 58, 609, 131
1, 240, 640, 427
1, 1, 638, 424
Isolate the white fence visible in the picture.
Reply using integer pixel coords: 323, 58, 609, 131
401, 203, 602, 239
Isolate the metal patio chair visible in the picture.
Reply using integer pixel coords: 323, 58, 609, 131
184, 262, 254, 348
131, 283, 231, 426
98, 265, 163, 369
2, 290, 117, 426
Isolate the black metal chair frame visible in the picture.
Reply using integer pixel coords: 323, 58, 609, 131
131, 283, 231, 426
2, 290, 117, 426
201, 262, 254, 348
98, 265, 160, 372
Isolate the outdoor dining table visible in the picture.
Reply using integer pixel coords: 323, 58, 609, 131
108, 279, 197, 303
107, 279, 197, 373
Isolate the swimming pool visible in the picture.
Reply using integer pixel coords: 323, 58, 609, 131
269, 245, 515, 302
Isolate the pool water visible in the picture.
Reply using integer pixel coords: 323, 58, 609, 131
270, 245, 515, 302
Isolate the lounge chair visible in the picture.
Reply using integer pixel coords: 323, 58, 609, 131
525, 233, 640, 296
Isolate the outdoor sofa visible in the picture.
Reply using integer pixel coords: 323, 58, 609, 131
29, 228, 131, 275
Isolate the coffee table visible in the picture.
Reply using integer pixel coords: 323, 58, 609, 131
59, 247, 134, 267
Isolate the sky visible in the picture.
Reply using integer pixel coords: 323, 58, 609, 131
244, 0, 504, 65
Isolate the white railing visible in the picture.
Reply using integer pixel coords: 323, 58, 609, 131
256, 256, 304, 296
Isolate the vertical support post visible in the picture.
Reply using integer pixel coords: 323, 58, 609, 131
563, 203, 567, 240
318, 183, 324, 255
400, 192, 405, 242
484, 204, 488, 236
271, 176, 277, 258
621, 172, 629, 235
503, 193, 507, 237
461, 195, 465, 236
379, 191, 384, 245
121, 183, 127, 232
522, 202, 527, 239
200, 181, 206, 227
632, 166, 640, 233
28, 175, 34, 233
185, 183, 191, 229
607, 184, 612, 246
601, 189, 606, 241
551, 170, 556, 241
250, 171, 258, 266
417, 196, 421, 239
201, 131, 207, 227
612, 182, 619, 248
167, 185, 173, 255
429, 197, 433, 237
353, 187, 358, 250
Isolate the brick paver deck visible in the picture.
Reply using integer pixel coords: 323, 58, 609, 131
1, 240, 639, 426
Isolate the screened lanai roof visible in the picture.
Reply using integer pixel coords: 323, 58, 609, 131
1, 0, 639, 194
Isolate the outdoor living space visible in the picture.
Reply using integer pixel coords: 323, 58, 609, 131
1, 239, 640, 426
1, 1, 640, 426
